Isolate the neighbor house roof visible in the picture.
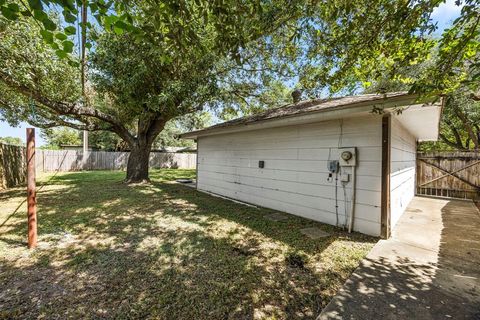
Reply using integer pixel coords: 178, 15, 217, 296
181, 92, 443, 140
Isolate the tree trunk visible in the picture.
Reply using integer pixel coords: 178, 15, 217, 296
124, 116, 167, 183
125, 145, 151, 183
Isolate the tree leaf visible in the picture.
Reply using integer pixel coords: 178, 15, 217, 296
42, 18, 57, 31
40, 29, 54, 43
0, 6, 19, 20
7, 3, 19, 12
27, 0, 43, 11
62, 40, 74, 53
55, 49, 68, 58
33, 8, 47, 19
64, 26, 76, 35
63, 10, 76, 23
68, 59, 80, 67
55, 32, 67, 40
113, 25, 124, 35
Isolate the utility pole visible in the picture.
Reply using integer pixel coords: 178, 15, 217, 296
26, 128, 37, 248
83, 130, 89, 169
83, 130, 89, 153
81, 0, 88, 168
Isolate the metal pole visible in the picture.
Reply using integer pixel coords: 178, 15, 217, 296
83, 130, 88, 153
26, 128, 37, 248
83, 130, 89, 170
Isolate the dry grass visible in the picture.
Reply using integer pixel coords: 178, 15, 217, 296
0, 170, 376, 319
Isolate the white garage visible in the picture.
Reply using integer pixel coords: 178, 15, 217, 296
181, 92, 443, 237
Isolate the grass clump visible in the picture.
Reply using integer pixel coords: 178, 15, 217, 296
286, 251, 309, 269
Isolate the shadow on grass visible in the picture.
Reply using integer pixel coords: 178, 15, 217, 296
0, 169, 375, 319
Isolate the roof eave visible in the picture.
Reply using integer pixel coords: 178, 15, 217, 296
181, 93, 434, 139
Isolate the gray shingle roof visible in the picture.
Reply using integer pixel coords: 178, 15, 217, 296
182, 92, 416, 138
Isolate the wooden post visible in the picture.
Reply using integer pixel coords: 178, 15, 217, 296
26, 128, 37, 248
380, 116, 391, 239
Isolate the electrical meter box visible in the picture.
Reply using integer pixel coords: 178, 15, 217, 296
338, 147, 357, 166
327, 160, 339, 173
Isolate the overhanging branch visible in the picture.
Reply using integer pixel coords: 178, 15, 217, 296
0, 70, 136, 145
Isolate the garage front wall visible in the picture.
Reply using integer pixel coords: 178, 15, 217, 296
197, 115, 384, 236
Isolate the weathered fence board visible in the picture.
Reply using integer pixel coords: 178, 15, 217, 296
0, 142, 196, 189
35, 150, 196, 172
0, 143, 26, 189
416, 151, 480, 200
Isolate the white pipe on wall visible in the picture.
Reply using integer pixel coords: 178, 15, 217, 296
348, 165, 356, 233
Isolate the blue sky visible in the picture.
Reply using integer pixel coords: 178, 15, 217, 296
0, 0, 463, 146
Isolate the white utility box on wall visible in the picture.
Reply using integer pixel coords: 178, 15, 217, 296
338, 147, 357, 167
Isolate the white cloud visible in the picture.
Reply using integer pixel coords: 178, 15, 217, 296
431, 0, 463, 21
431, 0, 464, 33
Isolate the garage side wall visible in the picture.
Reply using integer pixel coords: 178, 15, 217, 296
196, 116, 383, 236
390, 116, 417, 228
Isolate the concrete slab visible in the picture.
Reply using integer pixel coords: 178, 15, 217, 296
300, 227, 330, 239
318, 197, 480, 320
176, 179, 196, 188
264, 212, 290, 222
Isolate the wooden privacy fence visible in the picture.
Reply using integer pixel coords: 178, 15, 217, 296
416, 151, 480, 201
35, 150, 197, 172
0, 143, 26, 189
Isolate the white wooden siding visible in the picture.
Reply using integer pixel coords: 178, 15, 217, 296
197, 116, 383, 236
390, 116, 416, 228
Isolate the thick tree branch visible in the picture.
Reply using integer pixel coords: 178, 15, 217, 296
445, 120, 465, 149
439, 133, 467, 151
0, 70, 136, 145
28, 118, 106, 131
0, 97, 109, 131
0, 70, 115, 123
146, 117, 168, 146
453, 105, 479, 149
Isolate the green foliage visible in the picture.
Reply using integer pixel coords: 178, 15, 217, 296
366, 55, 480, 152
0, 0, 121, 61
2, 0, 479, 180
0, 136, 23, 145
87, 131, 126, 151
41, 127, 81, 149
89, 0, 296, 126
218, 80, 294, 120
1, 0, 478, 97
154, 112, 212, 149
419, 90, 480, 151
270, 0, 479, 96
37, 113, 212, 151
0, 17, 81, 127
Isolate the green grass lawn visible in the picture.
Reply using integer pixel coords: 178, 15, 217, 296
0, 170, 376, 319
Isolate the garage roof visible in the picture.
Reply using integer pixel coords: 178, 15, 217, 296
181, 92, 443, 140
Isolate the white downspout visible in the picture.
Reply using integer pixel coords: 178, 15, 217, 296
348, 166, 356, 233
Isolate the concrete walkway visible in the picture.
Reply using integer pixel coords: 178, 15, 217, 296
319, 196, 480, 320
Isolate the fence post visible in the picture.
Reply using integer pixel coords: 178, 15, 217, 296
26, 128, 37, 249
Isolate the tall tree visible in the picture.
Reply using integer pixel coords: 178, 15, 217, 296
283, 0, 480, 97
0, 1, 301, 182
430, 91, 480, 151
0, 136, 23, 145
365, 56, 480, 151
1, 0, 479, 181
41, 127, 81, 149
